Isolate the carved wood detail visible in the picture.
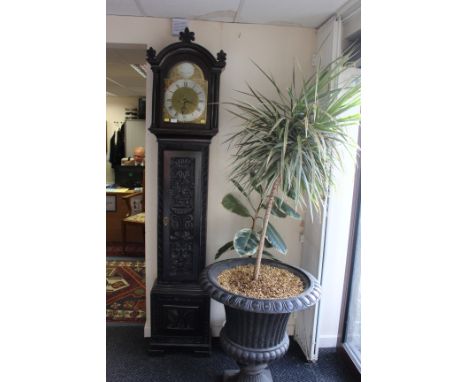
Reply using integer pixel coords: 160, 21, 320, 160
163, 305, 198, 331
157, 139, 210, 283
168, 157, 195, 277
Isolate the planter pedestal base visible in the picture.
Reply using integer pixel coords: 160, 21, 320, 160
223, 366, 272, 382
219, 327, 289, 382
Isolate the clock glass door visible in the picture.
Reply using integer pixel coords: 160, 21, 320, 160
163, 62, 208, 125
162, 150, 203, 282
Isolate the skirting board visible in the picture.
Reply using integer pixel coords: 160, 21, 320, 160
318, 334, 339, 348
144, 323, 294, 338
145, 320, 338, 348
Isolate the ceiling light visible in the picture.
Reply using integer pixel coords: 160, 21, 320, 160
130, 64, 147, 79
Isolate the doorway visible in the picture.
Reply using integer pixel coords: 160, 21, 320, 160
106, 43, 147, 324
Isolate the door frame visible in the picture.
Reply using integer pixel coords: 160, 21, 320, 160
336, 127, 361, 378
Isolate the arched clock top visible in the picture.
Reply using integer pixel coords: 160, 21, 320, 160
146, 28, 227, 139
147, 28, 227, 70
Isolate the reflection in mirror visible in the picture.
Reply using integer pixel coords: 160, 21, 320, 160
106, 43, 147, 185
106, 43, 147, 263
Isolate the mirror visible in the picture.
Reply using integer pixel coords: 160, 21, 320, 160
106, 43, 147, 185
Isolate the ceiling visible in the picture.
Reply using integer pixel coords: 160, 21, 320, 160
107, 44, 147, 97
106, 0, 357, 97
106, 0, 350, 29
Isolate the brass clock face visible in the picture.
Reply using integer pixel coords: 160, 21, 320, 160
163, 62, 208, 124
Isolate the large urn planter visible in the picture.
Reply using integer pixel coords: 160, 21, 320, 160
200, 258, 321, 382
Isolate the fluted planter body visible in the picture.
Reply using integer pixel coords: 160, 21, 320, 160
200, 258, 321, 382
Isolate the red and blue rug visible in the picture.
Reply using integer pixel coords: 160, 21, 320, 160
106, 257, 146, 323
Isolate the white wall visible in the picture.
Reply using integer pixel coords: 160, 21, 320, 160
107, 15, 317, 337
106, 95, 140, 183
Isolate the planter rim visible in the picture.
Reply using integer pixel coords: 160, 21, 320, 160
200, 258, 321, 314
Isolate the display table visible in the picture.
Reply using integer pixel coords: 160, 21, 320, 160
106, 189, 144, 243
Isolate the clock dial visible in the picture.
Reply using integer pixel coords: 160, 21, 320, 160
163, 62, 208, 124
164, 79, 206, 122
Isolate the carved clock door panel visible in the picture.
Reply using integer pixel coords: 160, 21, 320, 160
161, 149, 203, 283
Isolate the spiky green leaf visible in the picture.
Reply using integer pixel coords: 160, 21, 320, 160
224, 50, 360, 223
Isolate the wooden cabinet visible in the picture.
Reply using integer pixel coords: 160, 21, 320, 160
106, 191, 144, 243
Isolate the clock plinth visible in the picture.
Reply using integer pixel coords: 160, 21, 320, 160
147, 29, 226, 354
148, 282, 211, 356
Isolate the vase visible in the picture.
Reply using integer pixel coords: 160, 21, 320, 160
200, 258, 321, 382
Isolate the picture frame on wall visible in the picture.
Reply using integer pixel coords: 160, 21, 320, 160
106, 195, 116, 212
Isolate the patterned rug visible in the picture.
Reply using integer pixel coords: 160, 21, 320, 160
106, 242, 144, 257
106, 257, 146, 323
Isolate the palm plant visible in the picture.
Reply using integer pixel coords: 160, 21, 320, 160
225, 52, 361, 280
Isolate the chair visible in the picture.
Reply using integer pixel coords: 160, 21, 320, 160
121, 173, 145, 255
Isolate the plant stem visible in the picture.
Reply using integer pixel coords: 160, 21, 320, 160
253, 178, 279, 280
250, 199, 263, 231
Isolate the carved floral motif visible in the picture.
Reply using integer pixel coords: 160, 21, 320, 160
168, 157, 196, 276
165, 306, 195, 330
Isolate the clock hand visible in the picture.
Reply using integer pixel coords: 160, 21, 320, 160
181, 98, 193, 114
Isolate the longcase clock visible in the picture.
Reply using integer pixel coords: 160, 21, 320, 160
146, 28, 226, 355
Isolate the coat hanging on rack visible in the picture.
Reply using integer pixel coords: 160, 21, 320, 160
109, 122, 126, 168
